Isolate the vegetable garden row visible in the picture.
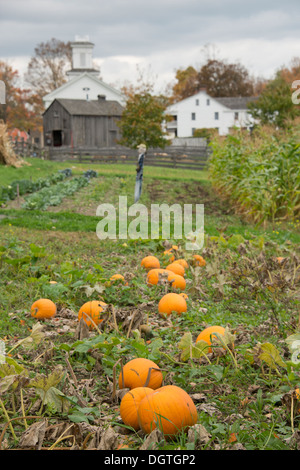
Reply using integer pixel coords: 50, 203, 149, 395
0, 169, 98, 211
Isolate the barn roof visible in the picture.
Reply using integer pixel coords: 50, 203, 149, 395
214, 96, 258, 110
48, 98, 124, 116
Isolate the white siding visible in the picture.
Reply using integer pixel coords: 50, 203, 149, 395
43, 73, 125, 110
167, 90, 255, 136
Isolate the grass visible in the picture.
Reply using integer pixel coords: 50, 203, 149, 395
0, 157, 299, 451
0, 157, 209, 185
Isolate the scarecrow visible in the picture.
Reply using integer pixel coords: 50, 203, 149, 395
134, 143, 147, 203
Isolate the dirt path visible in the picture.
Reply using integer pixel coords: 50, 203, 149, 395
2, 175, 234, 222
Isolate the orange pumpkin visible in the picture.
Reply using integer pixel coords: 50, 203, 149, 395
166, 262, 185, 277
168, 272, 186, 291
196, 325, 226, 353
110, 273, 129, 286
137, 385, 197, 437
158, 293, 187, 316
174, 259, 189, 269
146, 268, 172, 286
31, 298, 57, 319
120, 387, 154, 430
163, 249, 175, 263
193, 254, 206, 267
119, 357, 163, 390
78, 300, 107, 328
179, 292, 189, 300
141, 256, 160, 270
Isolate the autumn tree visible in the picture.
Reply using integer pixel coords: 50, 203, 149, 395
197, 59, 254, 97
118, 91, 170, 149
171, 66, 199, 103
280, 56, 300, 85
25, 38, 72, 97
171, 58, 255, 102
248, 71, 300, 128
0, 61, 41, 131
117, 67, 171, 149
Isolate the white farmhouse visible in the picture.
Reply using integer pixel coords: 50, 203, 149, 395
166, 89, 257, 137
43, 36, 125, 110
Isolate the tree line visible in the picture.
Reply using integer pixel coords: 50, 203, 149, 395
0, 38, 300, 147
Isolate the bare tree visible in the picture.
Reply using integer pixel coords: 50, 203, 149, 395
25, 38, 72, 97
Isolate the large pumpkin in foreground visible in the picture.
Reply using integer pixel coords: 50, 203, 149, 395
120, 386, 154, 430
137, 385, 197, 437
119, 357, 163, 390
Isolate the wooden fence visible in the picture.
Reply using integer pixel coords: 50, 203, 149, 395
10, 137, 210, 170
47, 145, 209, 170
11, 138, 45, 159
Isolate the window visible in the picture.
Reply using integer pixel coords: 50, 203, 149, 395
214, 112, 219, 120
195, 99, 199, 106
191, 112, 196, 120
80, 52, 86, 67
234, 112, 239, 120
207, 99, 210, 106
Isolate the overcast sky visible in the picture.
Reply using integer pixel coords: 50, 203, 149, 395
1, 0, 300, 93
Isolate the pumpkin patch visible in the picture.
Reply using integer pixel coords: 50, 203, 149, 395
1, 156, 299, 451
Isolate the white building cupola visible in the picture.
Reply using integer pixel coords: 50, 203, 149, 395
66, 35, 100, 79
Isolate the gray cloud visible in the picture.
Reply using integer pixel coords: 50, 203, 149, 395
1, 0, 300, 89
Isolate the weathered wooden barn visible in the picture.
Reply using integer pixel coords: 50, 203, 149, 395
43, 96, 124, 148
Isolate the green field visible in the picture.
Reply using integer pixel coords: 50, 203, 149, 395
0, 157, 299, 451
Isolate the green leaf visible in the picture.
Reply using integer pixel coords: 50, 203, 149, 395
178, 332, 208, 361
29, 243, 46, 258
35, 386, 69, 413
0, 360, 29, 393
81, 283, 105, 297
14, 322, 45, 350
29, 365, 65, 392
259, 342, 286, 370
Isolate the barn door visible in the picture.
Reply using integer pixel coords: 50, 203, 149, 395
52, 130, 62, 146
